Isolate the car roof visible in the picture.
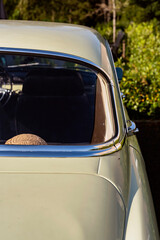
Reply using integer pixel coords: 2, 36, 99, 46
0, 20, 113, 78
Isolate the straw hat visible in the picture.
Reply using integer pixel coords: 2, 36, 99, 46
5, 134, 47, 145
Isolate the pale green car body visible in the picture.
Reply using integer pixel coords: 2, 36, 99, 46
0, 20, 159, 240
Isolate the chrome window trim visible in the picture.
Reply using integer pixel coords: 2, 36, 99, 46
0, 47, 113, 84
105, 41, 127, 138
0, 47, 125, 157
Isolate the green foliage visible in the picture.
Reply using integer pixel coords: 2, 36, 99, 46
3, 0, 100, 25
130, 0, 160, 21
3, 0, 160, 27
9, 0, 57, 21
95, 23, 113, 43
3, 0, 160, 24
3, 0, 19, 19
117, 21, 160, 118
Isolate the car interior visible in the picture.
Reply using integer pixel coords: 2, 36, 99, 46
0, 54, 115, 145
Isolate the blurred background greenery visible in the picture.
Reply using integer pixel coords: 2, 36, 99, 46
2, 0, 160, 119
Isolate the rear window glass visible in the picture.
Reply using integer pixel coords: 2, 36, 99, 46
0, 54, 115, 145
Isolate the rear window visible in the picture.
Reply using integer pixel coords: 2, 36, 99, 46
0, 54, 115, 145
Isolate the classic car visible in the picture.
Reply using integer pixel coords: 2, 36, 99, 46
0, 20, 159, 240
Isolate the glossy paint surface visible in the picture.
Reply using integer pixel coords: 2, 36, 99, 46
0, 166, 125, 240
0, 136, 158, 239
0, 20, 112, 78
125, 135, 159, 239
0, 21, 159, 239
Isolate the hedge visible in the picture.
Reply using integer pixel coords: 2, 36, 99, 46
117, 20, 160, 118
